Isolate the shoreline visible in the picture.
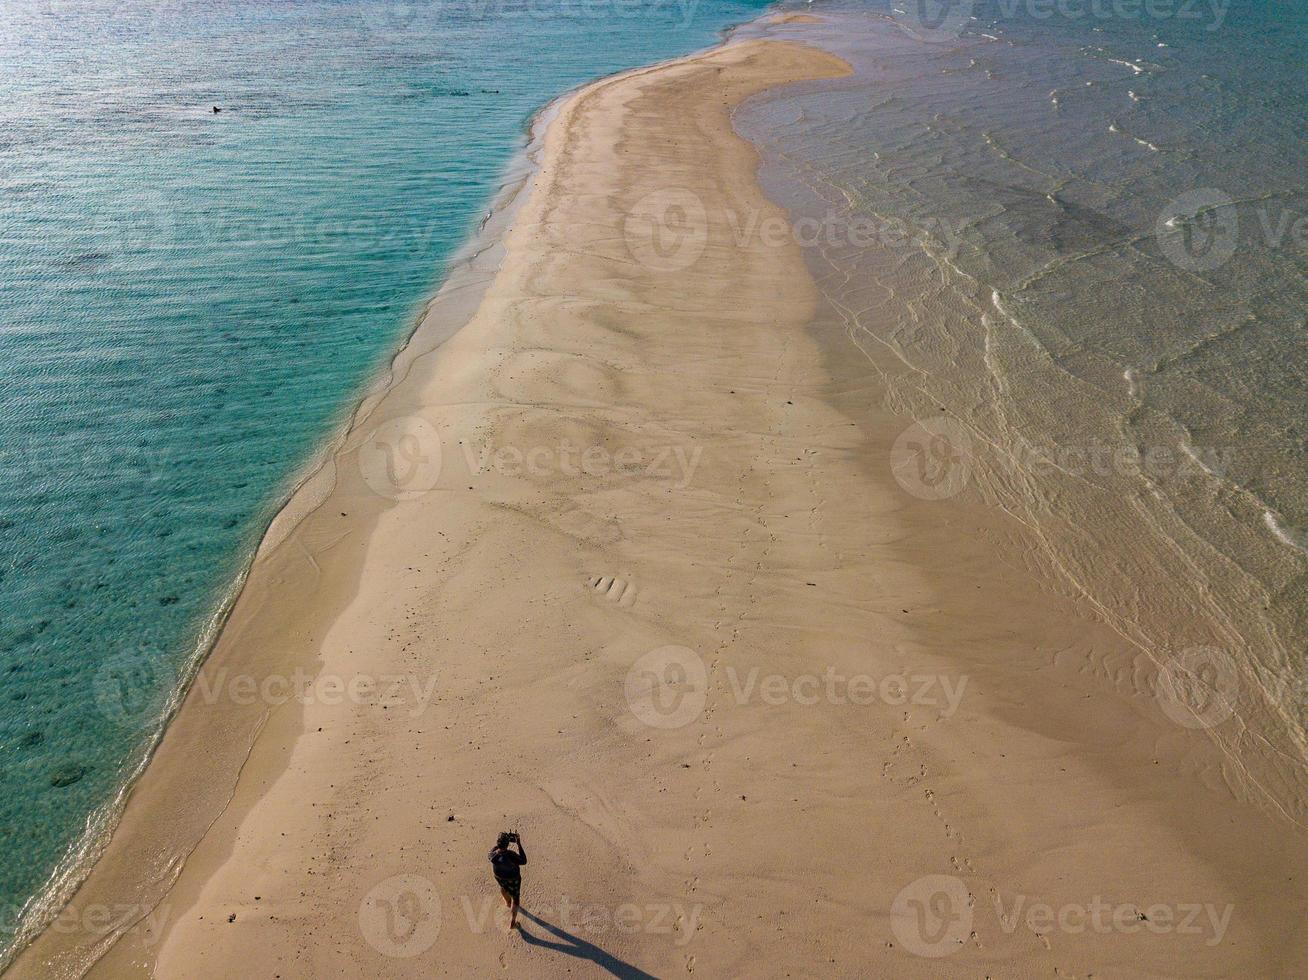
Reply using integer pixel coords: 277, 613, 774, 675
4, 43, 567, 976
8, 14, 1308, 980
3, 22, 839, 978
2, 81, 539, 978
2, 16, 787, 968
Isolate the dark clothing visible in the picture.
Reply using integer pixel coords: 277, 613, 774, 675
489, 846, 526, 898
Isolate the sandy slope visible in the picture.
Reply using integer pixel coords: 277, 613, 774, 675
11, 33, 1308, 980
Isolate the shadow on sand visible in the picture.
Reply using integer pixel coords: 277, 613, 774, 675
516, 909, 657, 979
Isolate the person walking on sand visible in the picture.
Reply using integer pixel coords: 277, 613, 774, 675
489, 831, 527, 930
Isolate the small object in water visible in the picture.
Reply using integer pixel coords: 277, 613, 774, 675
212, 106, 221, 113
50, 765, 87, 788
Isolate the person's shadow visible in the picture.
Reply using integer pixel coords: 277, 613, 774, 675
516, 909, 657, 980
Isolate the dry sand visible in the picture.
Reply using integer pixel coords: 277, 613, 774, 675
10, 32, 1308, 980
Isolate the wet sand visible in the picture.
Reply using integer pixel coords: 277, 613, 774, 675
9, 30, 1308, 980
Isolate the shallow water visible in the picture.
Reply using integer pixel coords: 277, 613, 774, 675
0, 0, 770, 956
737, 0, 1308, 810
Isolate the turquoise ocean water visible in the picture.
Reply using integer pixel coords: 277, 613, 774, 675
3, 0, 1306, 965
0, 0, 769, 957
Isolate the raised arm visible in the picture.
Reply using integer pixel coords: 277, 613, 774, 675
514, 835, 527, 865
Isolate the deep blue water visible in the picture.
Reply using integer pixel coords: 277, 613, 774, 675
0, 0, 770, 953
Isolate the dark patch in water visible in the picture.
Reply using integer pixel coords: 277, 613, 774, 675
64, 252, 110, 268
49, 765, 86, 789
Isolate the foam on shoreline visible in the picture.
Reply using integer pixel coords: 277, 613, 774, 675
1, 15, 802, 976
9, 9, 1308, 977
1, 53, 564, 980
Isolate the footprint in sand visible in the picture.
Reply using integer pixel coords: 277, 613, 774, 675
588, 574, 638, 606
